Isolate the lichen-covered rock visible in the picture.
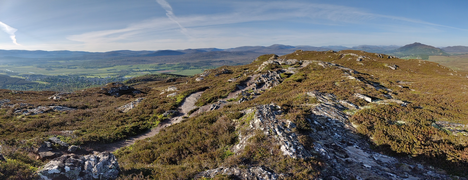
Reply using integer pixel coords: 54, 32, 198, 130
316, 61, 360, 74
215, 68, 232, 76
195, 77, 204, 82
354, 93, 373, 103
49, 136, 69, 148
36, 137, 71, 160
117, 98, 144, 113
257, 59, 281, 71
68, 145, 80, 153
306, 91, 452, 179
195, 166, 285, 180
233, 104, 312, 159
14, 106, 76, 116
434, 121, 468, 136
82, 152, 120, 179
166, 92, 177, 97
0, 99, 10, 107
37, 154, 84, 180
37, 152, 119, 180
254, 70, 284, 90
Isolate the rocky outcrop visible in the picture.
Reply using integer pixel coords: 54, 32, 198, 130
159, 86, 178, 95
37, 152, 119, 180
255, 70, 284, 89
434, 121, 468, 136
306, 91, 452, 179
233, 105, 312, 159
257, 59, 281, 71
195, 166, 285, 180
117, 98, 144, 113
316, 61, 359, 74
15, 106, 76, 116
0, 99, 10, 106
101, 82, 141, 97
36, 136, 71, 160
215, 68, 232, 76
227, 90, 453, 179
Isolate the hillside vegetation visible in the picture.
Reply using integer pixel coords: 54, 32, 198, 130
1, 50, 468, 179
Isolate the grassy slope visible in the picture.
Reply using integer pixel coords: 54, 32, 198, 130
117, 51, 468, 178
2, 50, 468, 179
429, 54, 468, 71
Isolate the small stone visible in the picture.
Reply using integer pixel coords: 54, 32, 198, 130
38, 151, 61, 159
399, 164, 412, 172
195, 77, 204, 81
68, 145, 79, 153
357, 56, 363, 61
387, 64, 399, 70
167, 92, 177, 97
117, 98, 145, 113
354, 93, 373, 103
166, 86, 178, 92
45, 141, 52, 148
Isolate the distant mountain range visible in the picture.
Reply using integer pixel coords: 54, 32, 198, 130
0, 43, 466, 65
442, 46, 468, 54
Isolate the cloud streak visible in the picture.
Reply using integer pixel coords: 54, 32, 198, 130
0, 21, 20, 45
155, 0, 189, 37
66, 1, 467, 51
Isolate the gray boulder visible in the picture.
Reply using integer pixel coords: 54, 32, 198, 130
117, 98, 145, 113
49, 136, 69, 147
37, 152, 119, 180
37, 141, 62, 160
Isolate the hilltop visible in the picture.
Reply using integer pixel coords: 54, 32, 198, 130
1, 50, 468, 179
391, 42, 449, 59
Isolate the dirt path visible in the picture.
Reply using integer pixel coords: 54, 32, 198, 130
86, 91, 203, 153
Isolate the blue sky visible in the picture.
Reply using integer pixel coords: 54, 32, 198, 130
0, 0, 467, 52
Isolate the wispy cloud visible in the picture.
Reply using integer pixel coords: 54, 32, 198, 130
66, 1, 465, 51
155, 0, 189, 37
0, 21, 20, 46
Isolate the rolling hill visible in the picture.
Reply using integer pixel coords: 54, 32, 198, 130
442, 46, 468, 54
391, 42, 449, 59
